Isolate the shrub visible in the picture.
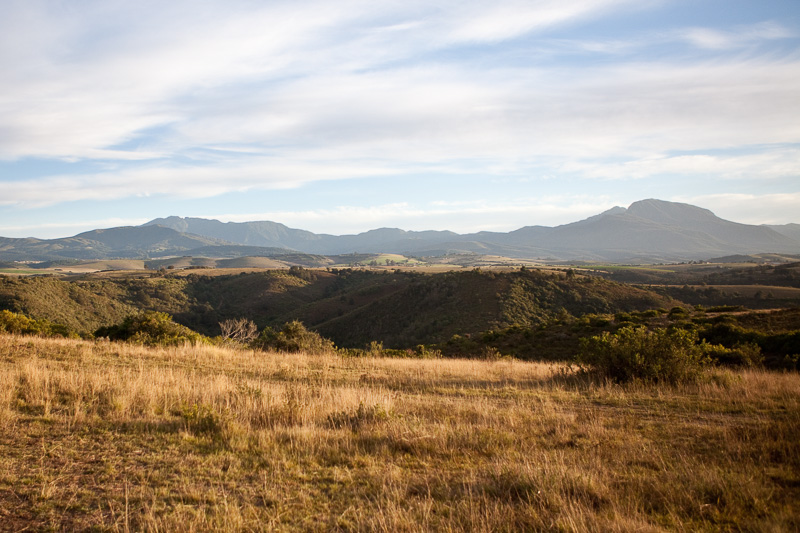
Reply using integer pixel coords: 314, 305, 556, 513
287, 265, 316, 281
576, 326, 711, 384
253, 320, 335, 354
96, 311, 206, 346
0, 309, 76, 338
668, 306, 689, 320
704, 342, 763, 368
414, 344, 443, 359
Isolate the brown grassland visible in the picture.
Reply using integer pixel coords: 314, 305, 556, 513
1, 334, 798, 532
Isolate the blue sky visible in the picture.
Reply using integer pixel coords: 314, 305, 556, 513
1, 0, 798, 239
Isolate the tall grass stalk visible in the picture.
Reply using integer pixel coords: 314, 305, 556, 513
0, 333, 797, 531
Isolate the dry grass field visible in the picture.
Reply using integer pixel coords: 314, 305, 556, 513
1, 334, 798, 531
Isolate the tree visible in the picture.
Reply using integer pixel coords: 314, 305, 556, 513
219, 318, 258, 345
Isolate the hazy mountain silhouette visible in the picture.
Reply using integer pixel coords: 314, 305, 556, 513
144, 216, 323, 250
0, 226, 225, 261
2, 199, 798, 263
766, 223, 800, 243
142, 199, 798, 262
494, 199, 797, 262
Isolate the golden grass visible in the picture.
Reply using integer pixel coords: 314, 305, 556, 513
1, 334, 798, 531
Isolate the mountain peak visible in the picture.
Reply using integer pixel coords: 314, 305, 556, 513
144, 216, 191, 233
627, 199, 718, 228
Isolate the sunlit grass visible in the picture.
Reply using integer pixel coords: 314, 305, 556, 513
1, 333, 798, 531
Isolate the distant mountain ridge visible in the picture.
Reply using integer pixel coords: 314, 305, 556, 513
2, 199, 798, 263
0, 225, 227, 261
142, 199, 800, 262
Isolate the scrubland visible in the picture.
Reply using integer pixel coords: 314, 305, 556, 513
1, 334, 798, 531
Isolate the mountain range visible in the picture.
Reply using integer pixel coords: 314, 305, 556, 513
2, 199, 798, 263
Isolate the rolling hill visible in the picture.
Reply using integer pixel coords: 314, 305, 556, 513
0, 269, 678, 348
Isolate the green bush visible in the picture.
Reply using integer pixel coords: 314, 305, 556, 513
0, 309, 76, 338
414, 344, 443, 359
95, 311, 206, 346
704, 342, 763, 368
577, 326, 711, 384
253, 320, 335, 354
668, 306, 689, 320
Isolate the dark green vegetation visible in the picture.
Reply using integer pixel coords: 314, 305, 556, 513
439, 306, 799, 371
95, 311, 206, 346
0, 268, 678, 348
253, 320, 336, 354
3, 264, 800, 373
576, 326, 711, 384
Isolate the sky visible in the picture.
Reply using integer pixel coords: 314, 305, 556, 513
1, 0, 799, 239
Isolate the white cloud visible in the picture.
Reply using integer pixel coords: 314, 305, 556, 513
0, 217, 151, 239
207, 196, 619, 234
166, 56, 800, 170
681, 21, 795, 50
1, 0, 799, 236
563, 148, 800, 181
443, 0, 631, 43
3, 46, 799, 207
0, 156, 402, 208
0, 0, 646, 162
673, 193, 800, 226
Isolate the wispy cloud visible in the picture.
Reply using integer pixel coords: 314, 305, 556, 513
562, 147, 800, 181
4, 52, 798, 207
442, 0, 632, 43
208, 196, 620, 234
680, 21, 795, 50
1, 1, 798, 236
0, 217, 151, 239
675, 192, 800, 226
0, 157, 401, 207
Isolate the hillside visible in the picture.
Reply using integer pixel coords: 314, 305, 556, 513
0, 269, 678, 348
767, 223, 800, 242
0, 276, 136, 332
309, 269, 676, 347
